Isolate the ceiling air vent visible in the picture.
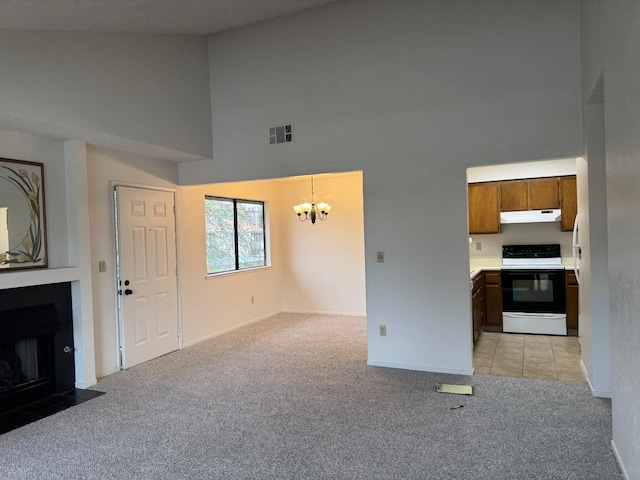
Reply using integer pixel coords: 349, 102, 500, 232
269, 124, 293, 145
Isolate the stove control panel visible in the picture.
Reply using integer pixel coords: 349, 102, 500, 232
502, 244, 561, 259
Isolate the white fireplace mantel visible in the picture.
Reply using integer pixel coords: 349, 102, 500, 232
0, 266, 81, 290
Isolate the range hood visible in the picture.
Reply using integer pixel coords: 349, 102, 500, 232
500, 209, 561, 224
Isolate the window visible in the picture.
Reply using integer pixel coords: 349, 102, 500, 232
205, 196, 266, 274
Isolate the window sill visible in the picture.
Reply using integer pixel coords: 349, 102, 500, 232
205, 265, 272, 279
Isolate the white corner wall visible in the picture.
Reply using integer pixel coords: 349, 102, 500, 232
282, 172, 366, 316
0, 32, 212, 159
181, 0, 582, 375
581, 1, 640, 477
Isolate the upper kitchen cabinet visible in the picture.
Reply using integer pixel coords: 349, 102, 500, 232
469, 174, 575, 234
500, 180, 529, 211
501, 177, 560, 211
468, 182, 500, 234
529, 177, 560, 209
560, 176, 577, 231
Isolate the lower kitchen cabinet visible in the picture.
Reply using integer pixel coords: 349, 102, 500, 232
566, 270, 579, 336
483, 271, 502, 332
471, 273, 485, 344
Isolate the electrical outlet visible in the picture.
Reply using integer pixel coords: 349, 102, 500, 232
377, 251, 384, 263
475, 242, 482, 251
98, 260, 107, 273
379, 325, 387, 336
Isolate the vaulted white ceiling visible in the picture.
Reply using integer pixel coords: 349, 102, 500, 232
0, 0, 342, 35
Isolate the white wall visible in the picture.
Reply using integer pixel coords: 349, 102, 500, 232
281, 172, 366, 316
86, 145, 180, 377
581, 1, 640, 477
576, 107, 611, 399
469, 223, 574, 261
0, 32, 212, 159
176, 179, 284, 347
180, 0, 582, 375
467, 158, 577, 183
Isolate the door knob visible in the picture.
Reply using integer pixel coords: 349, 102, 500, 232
124, 289, 133, 295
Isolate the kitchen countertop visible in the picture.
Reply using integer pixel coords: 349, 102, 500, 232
470, 259, 500, 279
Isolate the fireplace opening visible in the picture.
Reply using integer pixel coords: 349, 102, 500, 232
0, 283, 74, 414
1, 336, 52, 397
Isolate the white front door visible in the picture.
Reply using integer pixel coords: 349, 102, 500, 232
115, 186, 179, 369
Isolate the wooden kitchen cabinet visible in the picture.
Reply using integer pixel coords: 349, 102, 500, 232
529, 177, 560, 210
500, 177, 559, 211
469, 175, 576, 234
483, 271, 502, 332
500, 180, 529, 211
566, 270, 579, 336
471, 273, 485, 344
560, 176, 577, 232
468, 182, 500, 234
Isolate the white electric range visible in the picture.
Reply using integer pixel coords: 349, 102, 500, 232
500, 244, 567, 335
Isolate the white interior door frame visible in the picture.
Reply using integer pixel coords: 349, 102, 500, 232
111, 181, 181, 370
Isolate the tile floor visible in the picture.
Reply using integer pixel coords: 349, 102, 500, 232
0, 389, 105, 435
473, 331, 585, 382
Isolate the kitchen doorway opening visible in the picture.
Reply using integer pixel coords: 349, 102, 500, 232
466, 158, 585, 382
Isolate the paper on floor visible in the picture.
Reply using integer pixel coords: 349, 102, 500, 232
436, 384, 474, 395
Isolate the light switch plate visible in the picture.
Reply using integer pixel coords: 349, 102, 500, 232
98, 260, 107, 273
376, 251, 384, 263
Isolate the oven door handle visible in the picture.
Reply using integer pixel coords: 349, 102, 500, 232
503, 312, 566, 319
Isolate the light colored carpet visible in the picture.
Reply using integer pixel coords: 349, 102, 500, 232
0, 313, 623, 479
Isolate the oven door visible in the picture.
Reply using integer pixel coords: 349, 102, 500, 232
501, 269, 566, 314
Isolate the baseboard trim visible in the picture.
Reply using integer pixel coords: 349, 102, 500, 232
182, 312, 279, 349
75, 378, 98, 389
96, 367, 120, 380
367, 359, 473, 376
579, 359, 593, 389
579, 359, 612, 398
611, 440, 630, 480
281, 309, 366, 317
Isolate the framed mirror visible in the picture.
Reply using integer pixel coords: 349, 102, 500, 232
0, 158, 47, 271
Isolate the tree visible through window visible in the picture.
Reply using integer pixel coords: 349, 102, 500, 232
205, 197, 266, 274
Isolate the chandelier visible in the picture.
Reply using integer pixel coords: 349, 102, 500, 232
293, 176, 332, 224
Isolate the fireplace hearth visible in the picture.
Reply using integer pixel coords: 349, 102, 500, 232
0, 283, 74, 413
